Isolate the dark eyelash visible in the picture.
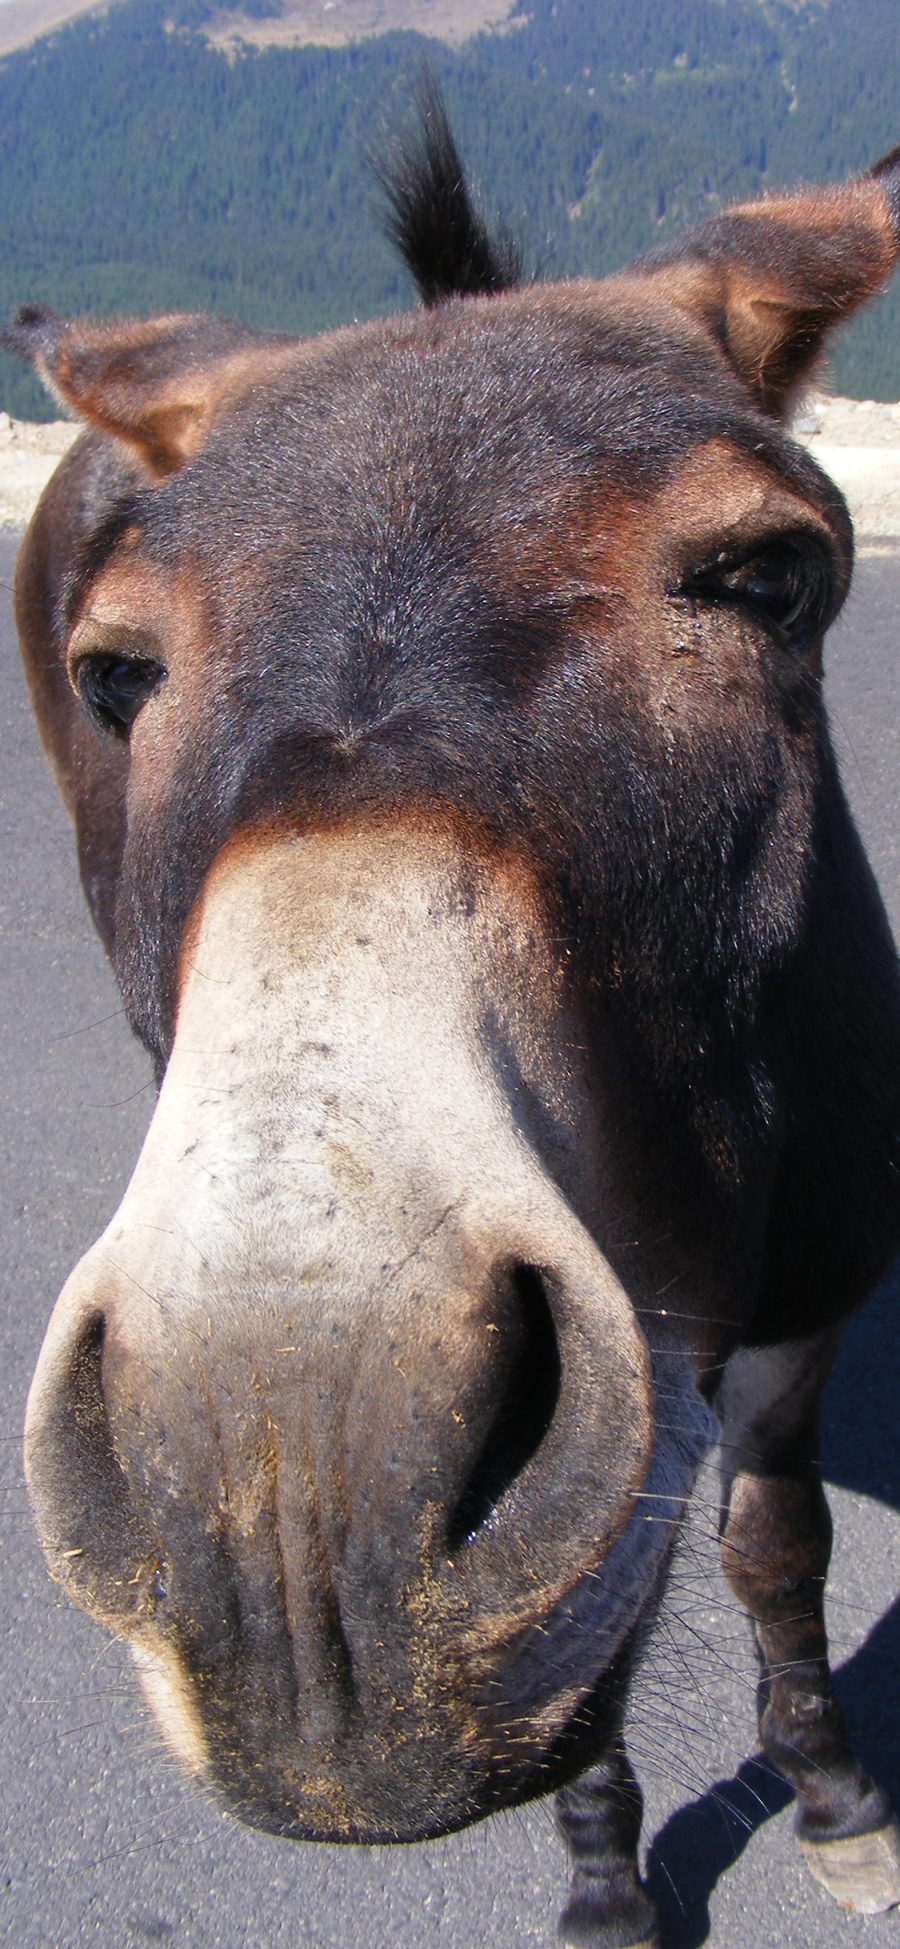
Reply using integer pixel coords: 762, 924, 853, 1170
678, 538, 837, 653
76, 653, 167, 738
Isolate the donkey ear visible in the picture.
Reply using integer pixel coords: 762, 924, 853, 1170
1, 306, 294, 476
635, 147, 900, 417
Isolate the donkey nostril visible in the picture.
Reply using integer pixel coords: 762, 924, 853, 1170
58, 1311, 122, 1492
27, 1310, 151, 1596
448, 1263, 561, 1552
68, 1310, 110, 1442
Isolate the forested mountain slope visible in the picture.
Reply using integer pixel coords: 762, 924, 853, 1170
1, 0, 898, 418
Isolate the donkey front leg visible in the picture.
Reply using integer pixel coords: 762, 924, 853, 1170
555, 1640, 660, 1949
717, 1335, 900, 1916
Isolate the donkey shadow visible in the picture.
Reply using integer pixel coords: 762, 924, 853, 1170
643, 1264, 900, 1948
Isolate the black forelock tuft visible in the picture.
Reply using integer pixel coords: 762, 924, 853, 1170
374, 74, 523, 307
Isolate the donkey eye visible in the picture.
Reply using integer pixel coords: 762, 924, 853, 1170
682, 538, 836, 653
75, 654, 167, 738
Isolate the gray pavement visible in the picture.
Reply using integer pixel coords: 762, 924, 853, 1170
1, 527, 898, 1949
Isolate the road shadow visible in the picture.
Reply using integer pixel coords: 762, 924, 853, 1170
644, 1754, 792, 1949
822, 1260, 900, 1512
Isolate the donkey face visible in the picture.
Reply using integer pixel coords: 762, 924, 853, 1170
8, 117, 900, 1856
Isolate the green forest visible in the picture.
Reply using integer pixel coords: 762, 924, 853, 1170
1, 0, 899, 419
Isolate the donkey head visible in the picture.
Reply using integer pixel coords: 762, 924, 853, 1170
8, 113, 900, 1840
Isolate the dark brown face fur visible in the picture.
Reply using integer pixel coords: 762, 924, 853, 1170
45, 286, 851, 1055
9, 132, 900, 1842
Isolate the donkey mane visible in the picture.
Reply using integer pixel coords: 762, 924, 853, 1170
375, 75, 523, 306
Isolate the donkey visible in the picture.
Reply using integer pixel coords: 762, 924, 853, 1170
6, 100, 900, 1947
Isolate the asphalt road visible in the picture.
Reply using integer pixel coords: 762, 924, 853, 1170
1, 527, 898, 1949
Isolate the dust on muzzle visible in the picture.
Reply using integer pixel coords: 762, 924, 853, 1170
24, 821, 710, 1840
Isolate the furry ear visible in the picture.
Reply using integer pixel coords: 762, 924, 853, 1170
632, 146, 900, 417
1, 306, 294, 475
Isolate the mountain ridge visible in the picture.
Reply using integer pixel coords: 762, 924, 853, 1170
1, 0, 898, 418
0, 0, 119, 59
0, 0, 515, 57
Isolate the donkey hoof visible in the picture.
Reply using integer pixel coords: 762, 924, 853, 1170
559, 1924, 659, 1949
799, 1819, 900, 1915
558, 1888, 660, 1949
